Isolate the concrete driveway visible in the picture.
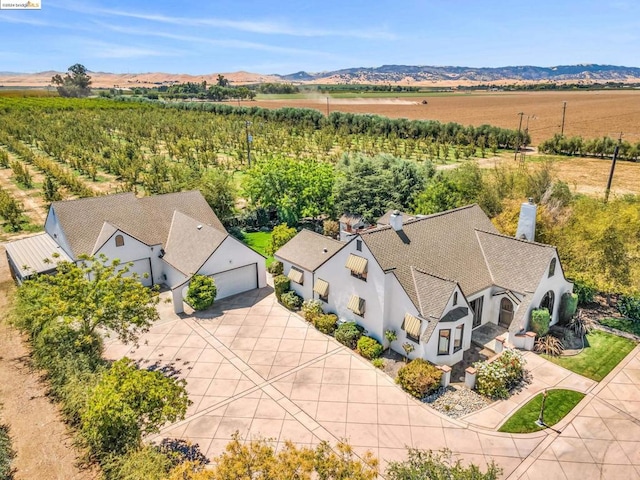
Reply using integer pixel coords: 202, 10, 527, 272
103, 288, 640, 478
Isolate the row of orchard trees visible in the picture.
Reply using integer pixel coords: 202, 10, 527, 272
539, 134, 640, 161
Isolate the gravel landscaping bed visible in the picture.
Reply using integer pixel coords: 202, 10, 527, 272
423, 385, 490, 418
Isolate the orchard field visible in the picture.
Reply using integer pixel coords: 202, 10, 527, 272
0, 95, 523, 234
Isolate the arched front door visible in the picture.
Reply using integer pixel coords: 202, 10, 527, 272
499, 298, 514, 329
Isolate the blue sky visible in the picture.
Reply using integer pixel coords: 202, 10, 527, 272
0, 0, 638, 74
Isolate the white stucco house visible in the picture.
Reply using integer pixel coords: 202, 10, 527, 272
275, 204, 573, 366
5, 191, 266, 313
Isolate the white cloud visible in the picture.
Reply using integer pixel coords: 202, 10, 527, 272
53, 2, 395, 40
80, 40, 186, 59
95, 22, 338, 57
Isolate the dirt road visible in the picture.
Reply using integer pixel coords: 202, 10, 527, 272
0, 247, 96, 480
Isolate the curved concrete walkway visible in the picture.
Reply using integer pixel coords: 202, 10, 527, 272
103, 288, 640, 478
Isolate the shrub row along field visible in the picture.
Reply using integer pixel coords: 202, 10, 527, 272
247, 90, 640, 145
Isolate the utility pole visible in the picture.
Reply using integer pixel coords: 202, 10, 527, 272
245, 120, 252, 167
604, 132, 623, 203
514, 112, 524, 161
560, 101, 567, 137
326, 96, 330, 117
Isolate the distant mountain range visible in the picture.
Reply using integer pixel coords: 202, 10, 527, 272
280, 64, 640, 84
1, 64, 640, 88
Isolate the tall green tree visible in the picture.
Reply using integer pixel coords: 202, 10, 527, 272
80, 358, 189, 456
16, 255, 160, 344
334, 154, 431, 222
244, 157, 334, 225
51, 63, 92, 98
198, 168, 238, 222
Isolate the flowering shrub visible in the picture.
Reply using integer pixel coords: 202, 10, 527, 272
474, 349, 525, 399
301, 299, 323, 322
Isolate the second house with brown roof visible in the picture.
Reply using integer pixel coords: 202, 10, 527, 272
275, 204, 573, 366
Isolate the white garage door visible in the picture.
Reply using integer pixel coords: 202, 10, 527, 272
211, 263, 258, 299
118, 258, 153, 287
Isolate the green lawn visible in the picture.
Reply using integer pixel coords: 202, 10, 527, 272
242, 231, 274, 267
600, 317, 640, 336
499, 389, 585, 433
542, 330, 636, 381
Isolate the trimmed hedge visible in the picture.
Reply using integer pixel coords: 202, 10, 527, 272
314, 314, 338, 335
396, 359, 442, 399
185, 275, 217, 311
273, 275, 290, 301
530, 308, 550, 336
334, 322, 364, 349
357, 336, 383, 360
559, 293, 578, 324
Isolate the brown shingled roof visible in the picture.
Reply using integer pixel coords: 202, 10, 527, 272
162, 211, 228, 276
361, 204, 498, 309
274, 229, 346, 272
376, 209, 416, 226
51, 191, 224, 258
476, 230, 556, 294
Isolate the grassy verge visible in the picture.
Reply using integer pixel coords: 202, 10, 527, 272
542, 330, 636, 381
242, 231, 273, 267
498, 389, 585, 433
600, 318, 640, 336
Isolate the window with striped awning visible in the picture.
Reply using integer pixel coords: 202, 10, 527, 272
313, 278, 329, 297
347, 294, 365, 315
345, 254, 368, 274
403, 313, 422, 341
287, 267, 304, 285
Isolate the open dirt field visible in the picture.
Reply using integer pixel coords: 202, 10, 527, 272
242, 90, 640, 145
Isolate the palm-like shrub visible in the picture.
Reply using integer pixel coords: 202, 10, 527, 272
569, 311, 594, 337
534, 334, 565, 356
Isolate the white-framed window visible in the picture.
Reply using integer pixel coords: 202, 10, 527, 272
453, 324, 464, 352
438, 329, 451, 355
